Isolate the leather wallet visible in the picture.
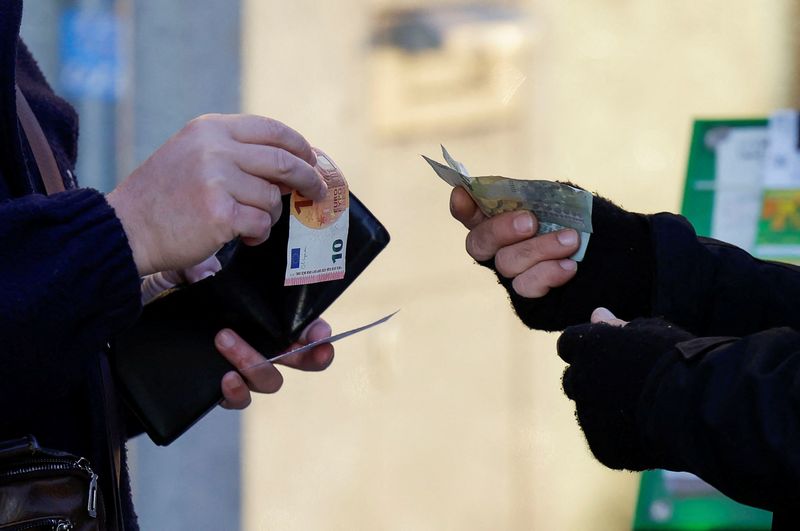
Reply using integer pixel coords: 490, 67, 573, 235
111, 193, 390, 445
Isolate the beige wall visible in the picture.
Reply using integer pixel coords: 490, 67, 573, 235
240, 1, 796, 529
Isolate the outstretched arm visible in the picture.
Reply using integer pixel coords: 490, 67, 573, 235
450, 187, 800, 336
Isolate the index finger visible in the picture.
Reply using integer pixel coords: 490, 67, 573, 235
215, 329, 283, 393
235, 144, 327, 200
274, 319, 335, 371
225, 114, 317, 166
466, 210, 538, 262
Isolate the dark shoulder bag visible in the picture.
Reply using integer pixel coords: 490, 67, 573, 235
0, 86, 124, 531
0, 436, 104, 531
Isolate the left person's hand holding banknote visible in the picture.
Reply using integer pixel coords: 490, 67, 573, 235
133, 114, 336, 410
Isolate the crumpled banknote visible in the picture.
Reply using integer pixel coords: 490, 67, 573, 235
423, 146, 592, 261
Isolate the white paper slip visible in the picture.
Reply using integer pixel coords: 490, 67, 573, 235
764, 110, 800, 189
234, 311, 400, 381
711, 126, 767, 251
266, 310, 399, 363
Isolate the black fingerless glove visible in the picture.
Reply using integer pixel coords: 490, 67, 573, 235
481, 190, 655, 331
557, 318, 694, 471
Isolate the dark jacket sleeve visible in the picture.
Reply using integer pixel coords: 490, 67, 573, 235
638, 328, 800, 511
650, 213, 800, 336
0, 189, 141, 398
483, 194, 800, 336
483, 194, 656, 330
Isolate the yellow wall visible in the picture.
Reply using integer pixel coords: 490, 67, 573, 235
240, 1, 796, 529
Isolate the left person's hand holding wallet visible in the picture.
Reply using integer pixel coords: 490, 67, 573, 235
141, 256, 334, 410
112, 113, 336, 410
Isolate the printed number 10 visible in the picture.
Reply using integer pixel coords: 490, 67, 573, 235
332, 239, 344, 263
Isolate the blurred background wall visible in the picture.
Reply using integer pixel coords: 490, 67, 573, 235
240, 1, 798, 530
20, 0, 800, 529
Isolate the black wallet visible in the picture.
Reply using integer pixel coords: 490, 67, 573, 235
111, 193, 390, 445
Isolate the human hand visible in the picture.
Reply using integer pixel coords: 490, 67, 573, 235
557, 313, 693, 470
140, 255, 222, 305
214, 318, 335, 409
589, 307, 628, 327
449, 187, 581, 297
108, 114, 328, 276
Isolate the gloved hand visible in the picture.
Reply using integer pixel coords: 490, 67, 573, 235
449, 187, 655, 331
557, 310, 694, 470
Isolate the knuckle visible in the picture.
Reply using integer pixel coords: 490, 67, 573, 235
264, 183, 282, 209
467, 210, 486, 229
184, 115, 227, 147
206, 195, 235, 230
465, 230, 489, 260
513, 273, 549, 298
261, 117, 285, 141
197, 145, 230, 174
257, 212, 272, 236
271, 149, 294, 177
185, 114, 217, 133
496, 241, 537, 277
494, 247, 515, 277
226, 343, 249, 368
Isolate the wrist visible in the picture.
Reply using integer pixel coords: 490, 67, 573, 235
106, 189, 156, 276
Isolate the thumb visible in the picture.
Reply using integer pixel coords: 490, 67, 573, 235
557, 322, 594, 364
591, 307, 628, 327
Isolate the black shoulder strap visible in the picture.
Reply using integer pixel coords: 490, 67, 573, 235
16, 82, 126, 531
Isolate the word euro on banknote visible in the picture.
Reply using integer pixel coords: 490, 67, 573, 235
423, 146, 593, 261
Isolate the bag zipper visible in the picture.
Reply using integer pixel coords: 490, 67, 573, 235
0, 517, 74, 530
0, 457, 98, 518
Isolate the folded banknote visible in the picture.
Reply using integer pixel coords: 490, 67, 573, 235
423, 146, 593, 261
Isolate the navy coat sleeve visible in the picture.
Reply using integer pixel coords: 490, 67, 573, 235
0, 189, 141, 417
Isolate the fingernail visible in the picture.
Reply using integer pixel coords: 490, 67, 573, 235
200, 270, 215, 280
226, 375, 244, 393
513, 212, 534, 234
557, 230, 578, 246
593, 307, 616, 321
559, 259, 577, 271
218, 331, 235, 349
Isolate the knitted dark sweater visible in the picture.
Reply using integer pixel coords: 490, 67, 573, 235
1, 2, 142, 528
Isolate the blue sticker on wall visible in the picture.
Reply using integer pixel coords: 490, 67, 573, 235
60, 8, 123, 100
